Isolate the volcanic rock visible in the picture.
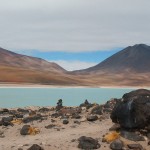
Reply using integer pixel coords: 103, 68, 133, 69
90, 105, 103, 115
78, 136, 101, 149
87, 115, 98, 121
0, 108, 9, 114
20, 125, 30, 135
17, 108, 29, 114
110, 139, 124, 150
0, 117, 14, 126
63, 119, 69, 124
23, 114, 43, 123
38, 107, 50, 113
111, 89, 150, 129
45, 124, 56, 129
71, 113, 81, 119
80, 100, 94, 109
2, 116, 13, 122
120, 130, 145, 141
127, 144, 144, 150
27, 144, 44, 150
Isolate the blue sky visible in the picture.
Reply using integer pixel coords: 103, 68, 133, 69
18, 48, 121, 71
0, 0, 149, 70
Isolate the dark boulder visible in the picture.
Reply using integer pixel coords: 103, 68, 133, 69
78, 136, 101, 149
27, 144, 44, 150
87, 115, 98, 122
71, 113, 81, 119
9, 110, 17, 115
38, 107, 50, 113
110, 139, 124, 150
51, 113, 61, 118
0, 108, 9, 114
17, 108, 29, 114
80, 99, 94, 109
111, 89, 150, 129
0, 120, 13, 126
15, 113, 24, 118
123, 89, 150, 100
0, 116, 14, 126
2, 116, 13, 122
20, 125, 30, 135
45, 124, 56, 129
23, 114, 43, 123
63, 119, 69, 124
120, 130, 145, 141
90, 105, 103, 115
127, 144, 144, 150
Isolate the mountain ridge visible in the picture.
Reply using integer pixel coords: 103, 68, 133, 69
73, 44, 150, 74
0, 47, 66, 73
0, 44, 150, 86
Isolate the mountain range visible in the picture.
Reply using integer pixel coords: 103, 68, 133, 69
0, 44, 150, 86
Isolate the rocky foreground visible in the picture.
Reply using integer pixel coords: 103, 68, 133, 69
0, 89, 150, 150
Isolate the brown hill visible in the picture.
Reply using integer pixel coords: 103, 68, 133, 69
71, 44, 150, 87
0, 47, 78, 85
0, 47, 65, 73
0, 44, 150, 86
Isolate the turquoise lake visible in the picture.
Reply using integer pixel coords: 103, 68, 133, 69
0, 87, 147, 108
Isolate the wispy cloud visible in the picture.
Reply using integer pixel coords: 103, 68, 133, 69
51, 60, 97, 71
0, 0, 150, 52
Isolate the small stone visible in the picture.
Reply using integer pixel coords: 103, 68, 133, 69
90, 105, 103, 115
78, 136, 101, 149
20, 125, 30, 135
110, 139, 124, 150
127, 144, 144, 150
120, 130, 145, 141
71, 139, 76, 142
74, 120, 80, 124
45, 124, 56, 129
23, 144, 29, 146
87, 115, 98, 121
63, 119, 69, 124
27, 144, 44, 150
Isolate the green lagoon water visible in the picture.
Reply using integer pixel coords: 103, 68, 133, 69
0, 87, 146, 108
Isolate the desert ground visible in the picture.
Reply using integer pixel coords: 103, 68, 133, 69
0, 102, 149, 150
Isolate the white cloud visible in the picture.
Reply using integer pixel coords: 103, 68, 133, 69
51, 60, 97, 71
0, 0, 150, 52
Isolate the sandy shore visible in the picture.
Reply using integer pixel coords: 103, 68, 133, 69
0, 106, 149, 150
0, 116, 112, 150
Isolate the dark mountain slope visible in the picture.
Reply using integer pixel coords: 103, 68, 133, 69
74, 44, 150, 74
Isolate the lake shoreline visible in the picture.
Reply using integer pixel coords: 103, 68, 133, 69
0, 83, 149, 89
0, 99, 149, 150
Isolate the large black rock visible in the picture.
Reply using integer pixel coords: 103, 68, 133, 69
110, 89, 150, 129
